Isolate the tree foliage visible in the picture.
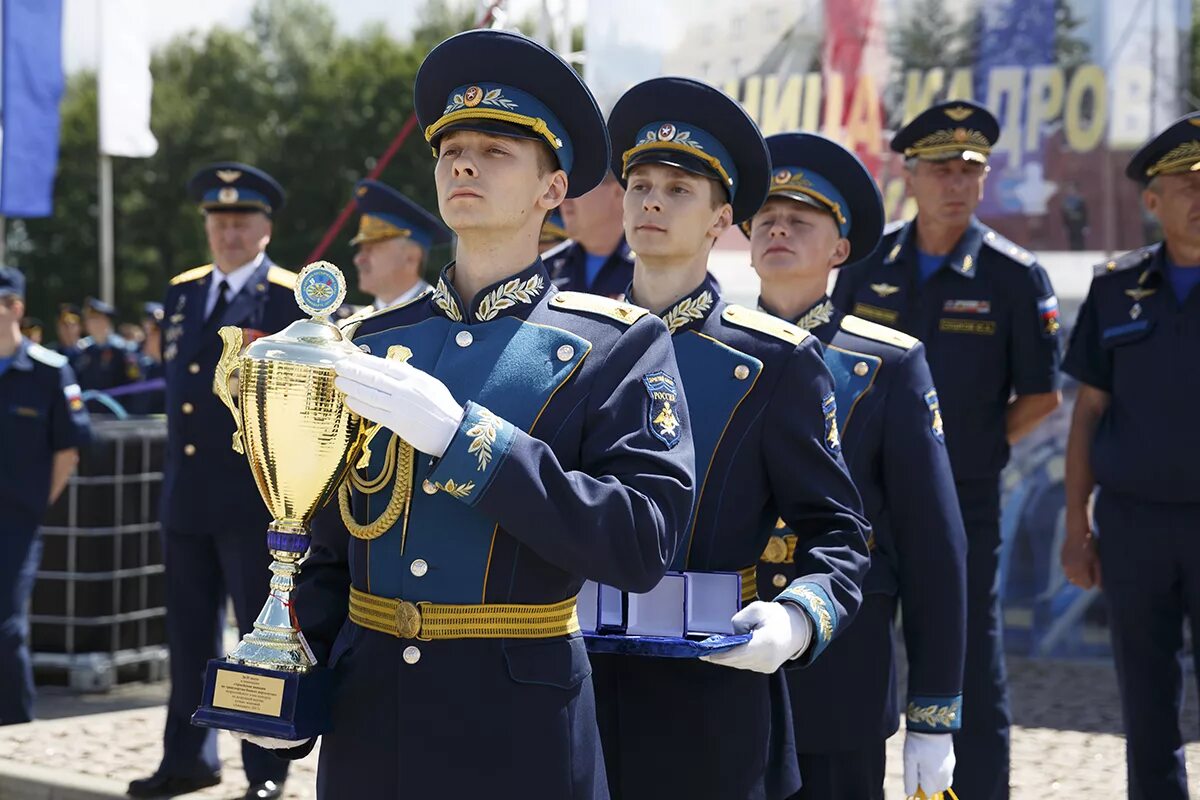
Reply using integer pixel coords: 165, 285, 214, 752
14, 0, 472, 325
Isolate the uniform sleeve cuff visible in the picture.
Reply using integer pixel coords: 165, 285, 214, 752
774, 582, 838, 665
424, 401, 516, 507
906, 694, 964, 733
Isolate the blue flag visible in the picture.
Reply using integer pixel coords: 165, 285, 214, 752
1, 0, 64, 218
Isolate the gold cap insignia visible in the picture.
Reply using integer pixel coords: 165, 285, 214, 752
944, 106, 974, 122
1146, 140, 1200, 178
773, 168, 792, 184
216, 169, 242, 184
463, 86, 483, 108
217, 187, 239, 204
657, 123, 677, 141
1190, 118, 1200, 128
356, 186, 369, 197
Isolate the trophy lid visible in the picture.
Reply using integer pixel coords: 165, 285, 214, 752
242, 261, 357, 366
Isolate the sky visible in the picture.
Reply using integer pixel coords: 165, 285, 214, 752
63, 0, 585, 73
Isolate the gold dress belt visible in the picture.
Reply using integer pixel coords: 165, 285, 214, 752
348, 587, 580, 641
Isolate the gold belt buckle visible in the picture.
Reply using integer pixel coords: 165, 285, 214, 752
395, 600, 421, 639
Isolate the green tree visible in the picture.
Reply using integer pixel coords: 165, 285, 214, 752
13, 0, 473, 329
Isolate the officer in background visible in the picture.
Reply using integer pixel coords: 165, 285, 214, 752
127, 163, 302, 800
539, 209, 568, 253
1061, 112, 1200, 799
20, 317, 44, 344
543, 170, 634, 297
0, 265, 90, 724
594, 79, 870, 800
239, 31, 695, 800
74, 298, 139, 406
129, 302, 165, 415
349, 179, 450, 311
832, 101, 1062, 800
750, 132, 967, 799
53, 303, 83, 366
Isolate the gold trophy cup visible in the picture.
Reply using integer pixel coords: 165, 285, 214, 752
192, 261, 368, 738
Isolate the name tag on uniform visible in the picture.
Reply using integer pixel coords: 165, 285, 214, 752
939, 318, 996, 335
852, 302, 899, 324
12, 406, 42, 418
943, 299, 991, 314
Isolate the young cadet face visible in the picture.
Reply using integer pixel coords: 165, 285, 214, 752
204, 211, 272, 272
906, 158, 988, 229
749, 197, 850, 281
435, 129, 567, 238
1144, 172, 1200, 247
622, 163, 732, 261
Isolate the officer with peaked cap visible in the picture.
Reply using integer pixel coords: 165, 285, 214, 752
128, 163, 302, 800
350, 179, 450, 311
0, 265, 90, 724
748, 132, 967, 799
1062, 111, 1200, 799
241, 30, 695, 800
543, 170, 634, 297
589, 78, 870, 800
832, 100, 1062, 800
74, 297, 139, 404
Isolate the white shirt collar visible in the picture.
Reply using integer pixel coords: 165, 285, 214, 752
207, 252, 266, 315
373, 279, 430, 311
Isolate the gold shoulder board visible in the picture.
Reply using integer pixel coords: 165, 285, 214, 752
267, 266, 298, 289
169, 264, 213, 286
721, 304, 810, 346
550, 291, 648, 326
840, 315, 918, 350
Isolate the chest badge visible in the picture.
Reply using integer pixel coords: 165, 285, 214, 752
822, 392, 841, 452
1125, 287, 1156, 301
924, 389, 945, 442
1130, 303, 1143, 320
870, 283, 901, 298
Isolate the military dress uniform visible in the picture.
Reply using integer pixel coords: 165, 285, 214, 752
1063, 113, 1200, 800
543, 234, 636, 298
0, 266, 91, 724
831, 102, 1061, 800
280, 31, 696, 800
751, 133, 967, 799
146, 164, 302, 793
590, 79, 871, 800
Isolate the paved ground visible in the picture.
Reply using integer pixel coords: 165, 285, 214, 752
1, 655, 1198, 799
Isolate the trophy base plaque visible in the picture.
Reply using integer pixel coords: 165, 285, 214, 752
192, 659, 332, 740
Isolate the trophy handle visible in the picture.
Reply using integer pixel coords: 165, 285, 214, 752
214, 325, 246, 455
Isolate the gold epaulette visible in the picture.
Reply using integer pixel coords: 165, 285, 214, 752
721, 304, 810, 346
267, 266, 298, 289
840, 314, 919, 350
169, 264, 213, 286
550, 291, 648, 326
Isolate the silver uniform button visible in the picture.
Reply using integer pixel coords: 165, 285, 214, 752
359, 344, 371, 353
854, 362, 869, 377
734, 364, 750, 380
410, 559, 429, 577
422, 479, 438, 495
403, 645, 421, 665
773, 573, 788, 588
556, 344, 574, 362
456, 330, 473, 348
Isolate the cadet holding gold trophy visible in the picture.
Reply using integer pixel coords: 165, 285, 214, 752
234, 30, 697, 800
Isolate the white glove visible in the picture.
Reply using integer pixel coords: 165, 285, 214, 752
699, 601, 813, 673
231, 730, 311, 750
334, 350, 465, 458
903, 731, 955, 796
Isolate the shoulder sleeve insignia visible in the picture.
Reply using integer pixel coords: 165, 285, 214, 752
924, 388, 945, 442
267, 266, 298, 289
169, 264, 214, 285
27, 343, 67, 368
550, 291, 648, 326
642, 371, 682, 448
721, 304, 810, 345
822, 392, 841, 452
840, 314, 918, 350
